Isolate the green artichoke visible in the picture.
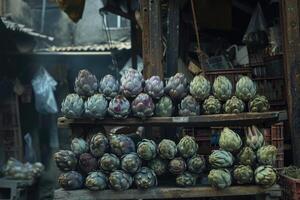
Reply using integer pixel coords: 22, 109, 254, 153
99, 153, 120, 172
74, 69, 98, 97
53, 150, 77, 172
187, 154, 206, 174
71, 138, 89, 156
246, 126, 265, 150
79, 153, 98, 174
121, 153, 142, 174
213, 76, 233, 102
148, 158, 167, 176
165, 73, 188, 100
169, 157, 187, 175
137, 139, 157, 160
257, 145, 277, 166
189, 75, 211, 101
176, 172, 197, 187
249, 95, 270, 112
58, 171, 83, 190
134, 167, 157, 189
219, 127, 242, 152
90, 133, 109, 158
109, 134, 136, 157
236, 76, 256, 102
237, 147, 256, 166
203, 96, 221, 114
61, 93, 84, 118
84, 94, 108, 119
178, 95, 200, 116
233, 165, 253, 184
223, 96, 245, 114
158, 139, 177, 160
177, 136, 198, 158
85, 171, 107, 191
209, 150, 234, 168
155, 96, 174, 117
208, 169, 232, 189
109, 170, 133, 191
254, 166, 277, 187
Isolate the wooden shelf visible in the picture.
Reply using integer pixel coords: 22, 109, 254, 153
54, 185, 281, 200
58, 110, 287, 128
253, 76, 284, 81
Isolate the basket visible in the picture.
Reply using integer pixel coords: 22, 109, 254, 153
280, 174, 300, 200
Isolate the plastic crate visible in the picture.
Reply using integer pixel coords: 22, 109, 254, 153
280, 174, 300, 200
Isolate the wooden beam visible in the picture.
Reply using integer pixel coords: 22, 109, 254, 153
141, 0, 150, 77
166, 0, 180, 76
281, 0, 300, 166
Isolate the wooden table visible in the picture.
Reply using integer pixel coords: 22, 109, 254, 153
54, 185, 281, 200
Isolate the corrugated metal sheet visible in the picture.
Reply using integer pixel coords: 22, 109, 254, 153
1, 17, 54, 41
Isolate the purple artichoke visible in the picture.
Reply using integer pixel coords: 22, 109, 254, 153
79, 153, 98, 174
108, 95, 131, 119
131, 93, 155, 119
165, 73, 188, 101
74, 69, 98, 97
109, 134, 136, 157
144, 76, 164, 99
120, 68, 144, 98
99, 74, 120, 100
178, 95, 200, 116
58, 171, 83, 190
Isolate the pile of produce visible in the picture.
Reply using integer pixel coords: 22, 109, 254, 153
61, 69, 270, 120
54, 134, 206, 191
208, 126, 278, 189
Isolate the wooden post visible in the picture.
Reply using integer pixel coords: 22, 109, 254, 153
166, 0, 180, 76
131, 20, 138, 69
281, 0, 300, 165
141, 0, 164, 79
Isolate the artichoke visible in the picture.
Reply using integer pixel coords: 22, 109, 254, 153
99, 74, 119, 100
131, 93, 155, 119
223, 96, 245, 114
79, 153, 98, 174
208, 169, 232, 189
209, 150, 234, 168
187, 154, 206, 174
219, 127, 242, 152
99, 153, 120, 172
31, 162, 44, 178
109, 134, 136, 157
134, 167, 157, 189
254, 166, 277, 187
203, 96, 221, 114
236, 76, 256, 102
53, 150, 78, 172
85, 171, 107, 191
233, 165, 253, 184
61, 94, 84, 118
148, 158, 167, 176
178, 95, 200, 116
84, 94, 108, 119
144, 76, 164, 99
120, 68, 144, 98
237, 147, 256, 166
249, 95, 270, 112
155, 96, 174, 117
121, 153, 142, 174
169, 157, 187, 175
257, 145, 278, 166
74, 69, 98, 97
176, 172, 197, 187
71, 138, 89, 156
165, 73, 188, 100
109, 170, 133, 191
177, 136, 198, 158
157, 139, 177, 160
89, 133, 109, 158
246, 126, 265, 150
213, 76, 233, 102
137, 139, 157, 160
58, 171, 83, 190
189, 75, 211, 101
108, 95, 131, 119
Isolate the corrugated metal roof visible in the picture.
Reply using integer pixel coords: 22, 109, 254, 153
43, 42, 131, 52
1, 17, 54, 41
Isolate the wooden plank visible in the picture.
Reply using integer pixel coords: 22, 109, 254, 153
141, 0, 151, 77
57, 110, 288, 128
281, 0, 300, 165
54, 185, 279, 200
166, 0, 180, 76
